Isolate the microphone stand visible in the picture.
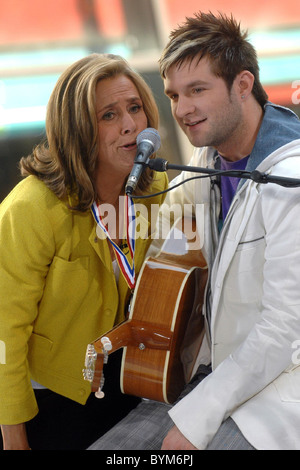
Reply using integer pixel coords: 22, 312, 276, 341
146, 157, 300, 188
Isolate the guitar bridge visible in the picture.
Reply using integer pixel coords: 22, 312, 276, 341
82, 344, 97, 382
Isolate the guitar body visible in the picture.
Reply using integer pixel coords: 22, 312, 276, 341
83, 218, 208, 404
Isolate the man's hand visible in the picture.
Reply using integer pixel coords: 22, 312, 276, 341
161, 425, 198, 450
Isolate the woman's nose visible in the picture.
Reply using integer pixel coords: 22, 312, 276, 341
121, 113, 136, 135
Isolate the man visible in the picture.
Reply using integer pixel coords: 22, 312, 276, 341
89, 12, 300, 450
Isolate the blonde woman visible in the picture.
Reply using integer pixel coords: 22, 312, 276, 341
0, 54, 168, 450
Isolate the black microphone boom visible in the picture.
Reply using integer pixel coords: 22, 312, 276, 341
147, 158, 300, 188
125, 128, 161, 195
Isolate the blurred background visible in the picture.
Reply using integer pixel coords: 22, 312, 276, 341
0, 0, 300, 201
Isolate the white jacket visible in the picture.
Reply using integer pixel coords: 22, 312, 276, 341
150, 104, 300, 449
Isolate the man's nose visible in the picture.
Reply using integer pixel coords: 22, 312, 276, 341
174, 96, 195, 119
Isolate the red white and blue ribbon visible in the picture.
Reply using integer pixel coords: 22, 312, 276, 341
91, 196, 136, 289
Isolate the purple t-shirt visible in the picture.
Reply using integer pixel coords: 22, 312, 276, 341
219, 155, 249, 220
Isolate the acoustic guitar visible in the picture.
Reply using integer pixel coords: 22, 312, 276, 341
83, 217, 208, 404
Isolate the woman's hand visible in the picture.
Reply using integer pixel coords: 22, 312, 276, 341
161, 425, 198, 450
1, 423, 31, 450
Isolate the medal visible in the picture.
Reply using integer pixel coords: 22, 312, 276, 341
92, 196, 136, 289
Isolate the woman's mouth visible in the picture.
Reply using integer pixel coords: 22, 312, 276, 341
121, 142, 137, 150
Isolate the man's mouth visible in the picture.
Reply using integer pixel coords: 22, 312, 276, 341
185, 118, 207, 127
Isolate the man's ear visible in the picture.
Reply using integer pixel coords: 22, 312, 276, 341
236, 70, 255, 100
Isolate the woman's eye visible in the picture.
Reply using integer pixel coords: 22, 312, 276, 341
102, 112, 115, 121
130, 104, 142, 113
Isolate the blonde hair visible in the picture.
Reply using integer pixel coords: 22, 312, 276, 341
159, 12, 268, 107
20, 54, 159, 211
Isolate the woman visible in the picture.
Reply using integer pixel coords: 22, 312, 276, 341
0, 53, 168, 450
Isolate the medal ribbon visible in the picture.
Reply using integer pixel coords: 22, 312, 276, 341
91, 196, 136, 289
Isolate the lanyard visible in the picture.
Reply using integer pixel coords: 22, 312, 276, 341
91, 196, 136, 289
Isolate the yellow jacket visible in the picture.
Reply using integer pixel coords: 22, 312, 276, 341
0, 173, 168, 424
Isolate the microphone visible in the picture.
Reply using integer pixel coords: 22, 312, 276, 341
125, 128, 161, 196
